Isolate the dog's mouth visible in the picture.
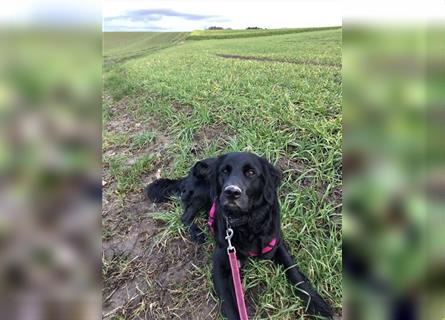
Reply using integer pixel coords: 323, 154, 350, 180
220, 194, 249, 210
221, 199, 249, 213
222, 201, 239, 210
220, 197, 250, 227
221, 208, 250, 227
226, 214, 249, 227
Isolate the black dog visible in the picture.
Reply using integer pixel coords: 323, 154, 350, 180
146, 152, 333, 319
145, 157, 216, 243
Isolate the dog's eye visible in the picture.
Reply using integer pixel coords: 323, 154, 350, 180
221, 167, 230, 175
245, 169, 256, 177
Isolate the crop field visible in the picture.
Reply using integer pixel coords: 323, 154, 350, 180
188, 26, 340, 40
103, 27, 342, 319
103, 32, 189, 69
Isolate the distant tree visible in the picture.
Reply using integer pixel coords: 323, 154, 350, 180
208, 26, 224, 30
246, 27, 262, 30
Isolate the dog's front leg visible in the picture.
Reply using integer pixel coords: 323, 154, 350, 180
212, 247, 239, 320
272, 243, 333, 319
181, 202, 205, 243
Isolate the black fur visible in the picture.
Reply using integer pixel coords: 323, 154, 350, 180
145, 152, 333, 319
145, 158, 216, 243
145, 178, 184, 203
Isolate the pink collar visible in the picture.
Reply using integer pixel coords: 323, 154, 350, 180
207, 201, 277, 257
207, 201, 216, 234
248, 238, 277, 257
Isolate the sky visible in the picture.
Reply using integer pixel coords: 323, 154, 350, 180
0, 0, 445, 31
103, 0, 342, 32
0, 0, 442, 29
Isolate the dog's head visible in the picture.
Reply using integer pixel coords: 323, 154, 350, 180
180, 158, 216, 202
215, 152, 281, 214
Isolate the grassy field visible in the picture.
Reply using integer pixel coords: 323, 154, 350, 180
188, 26, 341, 40
103, 32, 189, 69
103, 27, 342, 319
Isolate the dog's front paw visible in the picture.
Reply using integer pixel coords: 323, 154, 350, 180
189, 225, 206, 244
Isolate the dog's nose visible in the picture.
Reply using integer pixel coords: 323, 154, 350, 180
224, 185, 241, 199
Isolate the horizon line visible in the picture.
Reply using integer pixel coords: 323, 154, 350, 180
102, 25, 342, 32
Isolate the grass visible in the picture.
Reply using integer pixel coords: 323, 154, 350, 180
103, 32, 189, 69
106, 153, 156, 196
131, 132, 157, 150
103, 27, 342, 319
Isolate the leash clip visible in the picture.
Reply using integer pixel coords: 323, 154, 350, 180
225, 227, 236, 254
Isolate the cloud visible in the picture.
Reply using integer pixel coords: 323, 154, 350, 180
103, 8, 231, 31
103, 23, 168, 32
105, 8, 219, 23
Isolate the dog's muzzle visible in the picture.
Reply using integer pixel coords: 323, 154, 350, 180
224, 185, 242, 200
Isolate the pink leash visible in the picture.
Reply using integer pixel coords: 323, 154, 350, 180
209, 202, 277, 320
225, 227, 249, 320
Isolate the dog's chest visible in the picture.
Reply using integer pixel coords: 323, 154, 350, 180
233, 229, 265, 255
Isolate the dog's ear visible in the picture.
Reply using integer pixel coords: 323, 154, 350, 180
192, 160, 212, 180
210, 155, 225, 200
260, 157, 282, 205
